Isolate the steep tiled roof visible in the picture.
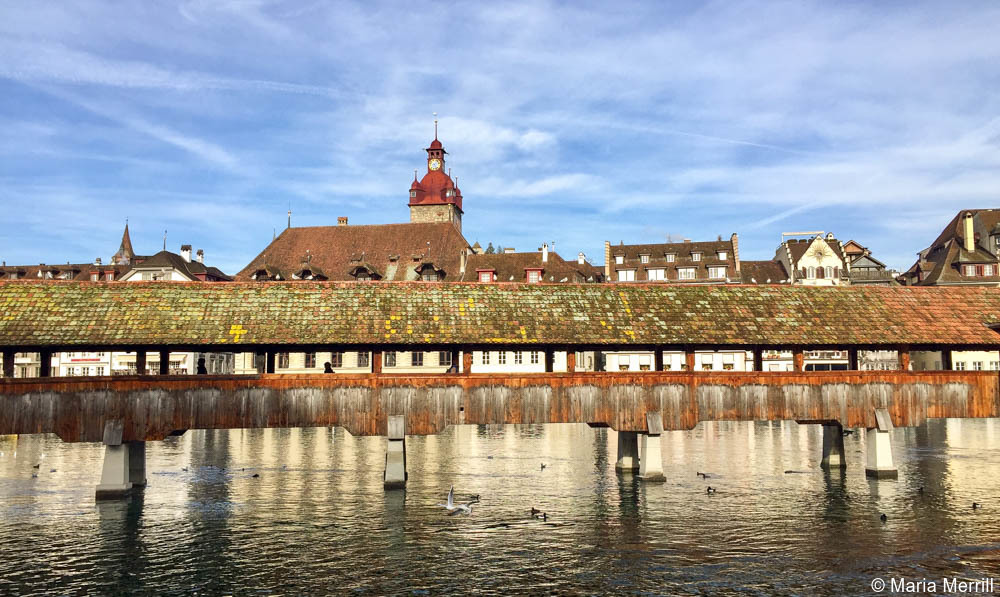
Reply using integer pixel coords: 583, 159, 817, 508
462, 251, 601, 283
128, 251, 232, 281
740, 261, 788, 284
4, 281, 1000, 348
0, 263, 128, 281
236, 222, 471, 282
609, 238, 738, 283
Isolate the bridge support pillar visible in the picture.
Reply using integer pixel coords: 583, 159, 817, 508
96, 444, 132, 499
820, 423, 846, 469
639, 434, 666, 482
615, 431, 639, 473
639, 412, 666, 482
128, 441, 147, 488
865, 410, 897, 479
384, 415, 407, 490
865, 429, 897, 479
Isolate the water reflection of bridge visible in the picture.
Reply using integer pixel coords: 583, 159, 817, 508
2, 281, 1000, 497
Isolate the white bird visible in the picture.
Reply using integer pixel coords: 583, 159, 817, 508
438, 486, 458, 512
437, 486, 474, 515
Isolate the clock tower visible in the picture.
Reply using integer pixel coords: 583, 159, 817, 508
408, 119, 463, 232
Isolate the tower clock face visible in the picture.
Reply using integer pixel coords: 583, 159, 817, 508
428, 158, 442, 171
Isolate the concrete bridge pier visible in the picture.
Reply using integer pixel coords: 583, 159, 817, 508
615, 431, 639, 473
95, 422, 146, 499
820, 423, 847, 470
638, 413, 666, 482
865, 410, 898, 479
384, 415, 407, 490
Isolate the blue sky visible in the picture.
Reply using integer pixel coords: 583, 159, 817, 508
2, 1, 999, 274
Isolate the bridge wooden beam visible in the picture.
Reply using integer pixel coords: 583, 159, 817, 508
544, 348, 555, 373
566, 349, 576, 373
848, 348, 859, 370
941, 348, 953, 371
654, 350, 664, 372
1, 349, 13, 378
753, 347, 763, 372
372, 349, 383, 374
39, 350, 52, 377
135, 350, 146, 375
158, 350, 169, 375
898, 345, 911, 371
793, 348, 805, 372
685, 349, 696, 371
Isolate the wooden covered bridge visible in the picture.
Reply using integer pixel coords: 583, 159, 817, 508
1, 281, 1000, 495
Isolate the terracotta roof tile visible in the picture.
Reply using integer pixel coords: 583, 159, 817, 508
236, 222, 471, 282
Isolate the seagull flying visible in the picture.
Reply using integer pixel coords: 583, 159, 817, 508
438, 486, 474, 515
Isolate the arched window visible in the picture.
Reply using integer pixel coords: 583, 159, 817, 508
807, 266, 816, 279
816, 267, 825, 279
825, 266, 833, 279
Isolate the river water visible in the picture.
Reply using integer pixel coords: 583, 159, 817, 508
1, 419, 998, 595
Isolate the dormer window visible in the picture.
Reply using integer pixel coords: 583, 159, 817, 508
614, 255, 624, 265
692, 252, 702, 262
421, 271, 439, 281
639, 254, 650, 264
717, 251, 727, 260
356, 272, 370, 281
478, 270, 495, 283
446, 189, 454, 197
526, 269, 542, 284
665, 254, 676, 263
410, 190, 416, 198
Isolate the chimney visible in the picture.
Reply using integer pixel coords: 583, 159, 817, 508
541, 243, 548, 263
578, 252, 586, 265
964, 212, 975, 252
503, 247, 516, 254
604, 241, 611, 281
826, 232, 835, 240
683, 238, 691, 243
180, 245, 192, 263
730, 233, 740, 276
338, 216, 348, 226
196, 249, 204, 264
94, 257, 102, 266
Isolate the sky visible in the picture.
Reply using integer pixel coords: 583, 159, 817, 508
2, 1, 999, 275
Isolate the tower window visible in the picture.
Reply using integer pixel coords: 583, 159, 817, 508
410, 190, 416, 198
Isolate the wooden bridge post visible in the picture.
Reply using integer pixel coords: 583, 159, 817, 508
2, 349, 14, 378
264, 351, 275, 374
848, 348, 859, 370
752, 348, 763, 372
544, 348, 555, 373
159, 350, 169, 375
135, 349, 146, 375
566, 349, 576, 373
897, 345, 911, 371
461, 350, 472, 373
793, 348, 805, 372
941, 348, 953, 371
39, 350, 52, 377
654, 350, 664, 372
372, 350, 383, 374
684, 349, 696, 372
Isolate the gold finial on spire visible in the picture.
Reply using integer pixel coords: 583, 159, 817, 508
433, 112, 438, 139
414, 169, 418, 181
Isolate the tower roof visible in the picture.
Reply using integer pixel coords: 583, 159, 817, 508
112, 222, 135, 265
